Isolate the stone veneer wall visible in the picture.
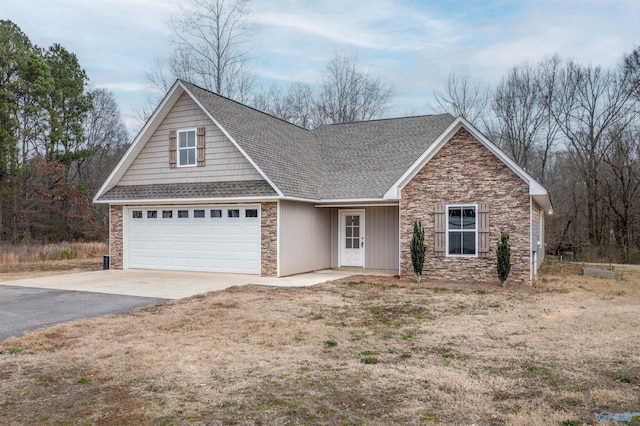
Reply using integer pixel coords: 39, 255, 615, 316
400, 128, 531, 284
109, 205, 124, 269
261, 202, 278, 277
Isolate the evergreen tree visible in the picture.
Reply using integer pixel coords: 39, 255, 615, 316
497, 232, 511, 286
411, 219, 426, 283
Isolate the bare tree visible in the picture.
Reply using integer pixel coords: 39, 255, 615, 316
550, 60, 639, 246
491, 58, 561, 182
432, 68, 490, 127
316, 52, 393, 124
602, 126, 640, 262
167, 0, 255, 101
253, 82, 319, 129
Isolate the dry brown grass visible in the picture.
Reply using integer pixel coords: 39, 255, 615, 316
1, 261, 639, 425
0, 242, 107, 265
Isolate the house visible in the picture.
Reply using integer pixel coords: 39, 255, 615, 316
94, 80, 553, 284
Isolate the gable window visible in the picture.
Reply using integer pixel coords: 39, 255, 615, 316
447, 205, 477, 256
178, 129, 196, 167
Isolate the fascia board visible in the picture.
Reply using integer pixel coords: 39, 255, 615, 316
180, 82, 284, 197
94, 195, 280, 205
93, 81, 185, 202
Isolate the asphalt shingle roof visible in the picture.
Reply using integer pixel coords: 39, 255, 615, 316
184, 81, 455, 200
183, 82, 325, 199
100, 180, 276, 200
312, 115, 455, 198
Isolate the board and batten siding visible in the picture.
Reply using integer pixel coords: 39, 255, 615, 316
330, 206, 399, 270
279, 200, 331, 276
118, 93, 263, 186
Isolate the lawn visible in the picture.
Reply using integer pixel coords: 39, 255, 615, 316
0, 262, 638, 425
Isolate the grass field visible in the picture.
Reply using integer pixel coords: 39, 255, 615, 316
0, 262, 638, 425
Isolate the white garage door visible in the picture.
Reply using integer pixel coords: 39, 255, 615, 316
127, 205, 261, 274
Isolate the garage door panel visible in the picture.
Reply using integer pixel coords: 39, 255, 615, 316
128, 205, 261, 274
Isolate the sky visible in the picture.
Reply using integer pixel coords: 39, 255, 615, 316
3, 0, 640, 134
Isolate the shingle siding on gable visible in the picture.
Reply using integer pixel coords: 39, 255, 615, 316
118, 93, 263, 186
400, 128, 531, 284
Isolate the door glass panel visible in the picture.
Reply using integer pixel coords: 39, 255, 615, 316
353, 216, 360, 226
346, 227, 352, 238
353, 227, 359, 238
346, 238, 352, 249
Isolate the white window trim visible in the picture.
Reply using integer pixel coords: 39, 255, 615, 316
177, 128, 197, 168
446, 204, 478, 258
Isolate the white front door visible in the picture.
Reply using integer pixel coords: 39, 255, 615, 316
339, 210, 365, 267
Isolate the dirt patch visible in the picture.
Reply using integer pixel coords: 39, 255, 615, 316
0, 262, 639, 425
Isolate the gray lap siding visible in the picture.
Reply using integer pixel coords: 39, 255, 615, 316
399, 128, 531, 284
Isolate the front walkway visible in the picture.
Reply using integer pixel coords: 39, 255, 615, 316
0, 268, 395, 300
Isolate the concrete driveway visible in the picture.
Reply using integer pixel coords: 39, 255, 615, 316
0, 268, 362, 299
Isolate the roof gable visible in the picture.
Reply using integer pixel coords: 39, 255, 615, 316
384, 117, 553, 213
94, 81, 282, 202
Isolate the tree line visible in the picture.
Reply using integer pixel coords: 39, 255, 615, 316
433, 52, 640, 262
5, 0, 640, 265
0, 20, 128, 243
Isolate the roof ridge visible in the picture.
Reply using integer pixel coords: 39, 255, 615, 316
179, 79, 311, 132
314, 113, 455, 128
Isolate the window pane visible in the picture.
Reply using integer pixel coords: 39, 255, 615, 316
187, 148, 195, 164
346, 227, 352, 238
187, 130, 195, 146
228, 209, 240, 218
346, 238, 352, 249
246, 209, 258, 218
462, 207, 476, 230
353, 227, 359, 238
462, 232, 476, 255
147, 210, 157, 219
163, 210, 173, 218
210, 209, 222, 218
448, 207, 462, 229
179, 149, 188, 165
353, 238, 360, 248
178, 210, 189, 218
448, 232, 461, 255
194, 210, 205, 218
132, 210, 142, 219
179, 131, 187, 148
353, 216, 360, 226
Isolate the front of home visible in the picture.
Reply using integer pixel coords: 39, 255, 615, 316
94, 80, 552, 284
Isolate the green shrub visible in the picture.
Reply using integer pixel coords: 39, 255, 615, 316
411, 220, 426, 283
497, 232, 511, 286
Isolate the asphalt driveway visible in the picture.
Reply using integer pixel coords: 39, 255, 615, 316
0, 286, 167, 341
